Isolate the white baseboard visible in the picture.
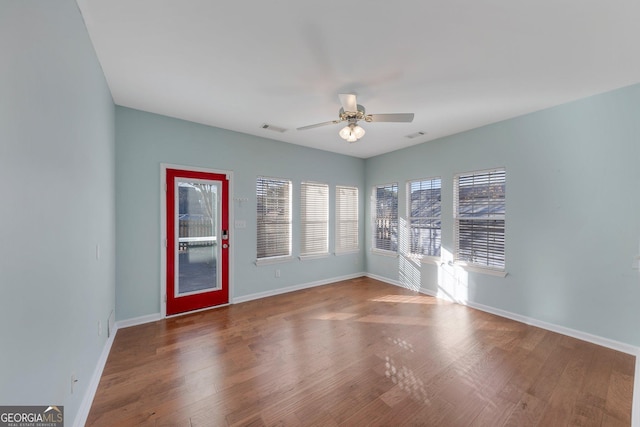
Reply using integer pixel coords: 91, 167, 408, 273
232, 272, 366, 304
365, 273, 402, 288
73, 324, 119, 427
116, 313, 162, 329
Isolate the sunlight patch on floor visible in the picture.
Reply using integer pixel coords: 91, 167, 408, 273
309, 312, 358, 320
389, 336, 414, 353
370, 294, 439, 304
356, 315, 433, 326
384, 356, 428, 403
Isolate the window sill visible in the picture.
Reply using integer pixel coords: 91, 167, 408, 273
299, 253, 330, 261
255, 256, 294, 266
453, 262, 508, 277
415, 255, 441, 265
371, 249, 398, 258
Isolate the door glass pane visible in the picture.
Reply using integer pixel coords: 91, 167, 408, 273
176, 179, 219, 295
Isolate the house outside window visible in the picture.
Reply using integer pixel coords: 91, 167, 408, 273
373, 183, 398, 253
408, 177, 441, 258
454, 168, 506, 270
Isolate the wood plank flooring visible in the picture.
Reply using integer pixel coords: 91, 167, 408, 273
86, 277, 635, 426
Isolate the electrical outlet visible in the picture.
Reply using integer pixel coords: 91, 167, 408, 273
275, 269, 281, 278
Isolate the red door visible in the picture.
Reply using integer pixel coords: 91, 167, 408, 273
166, 168, 229, 315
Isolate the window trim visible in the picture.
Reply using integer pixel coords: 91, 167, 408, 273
453, 167, 506, 274
255, 254, 294, 266
455, 261, 508, 277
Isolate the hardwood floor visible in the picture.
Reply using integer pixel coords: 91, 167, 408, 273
87, 277, 635, 426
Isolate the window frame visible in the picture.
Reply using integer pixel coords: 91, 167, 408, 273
300, 181, 329, 259
256, 176, 292, 264
335, 185, 359, 255
453, 167, 506, 275
406, 177, 442, 261
372, 182, 399, 255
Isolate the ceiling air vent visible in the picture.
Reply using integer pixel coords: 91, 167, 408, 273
261, 123, 287, 133
405, 131, 426, 139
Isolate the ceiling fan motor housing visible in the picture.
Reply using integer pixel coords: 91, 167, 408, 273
339, 104, 366, 122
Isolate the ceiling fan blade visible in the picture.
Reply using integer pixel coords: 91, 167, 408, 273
297, 120, 339, 131
367, 113, 415, 123
338, 93, 358, 113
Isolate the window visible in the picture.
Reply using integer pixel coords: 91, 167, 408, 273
454, 168, 506, 270
373, 183, 398, 253
300, 182, 329, 257
256, 177, 291, 260
335, 185, 359, 253
408, 177, 441, 257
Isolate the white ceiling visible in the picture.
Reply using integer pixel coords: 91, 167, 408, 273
76, 0, 640, 158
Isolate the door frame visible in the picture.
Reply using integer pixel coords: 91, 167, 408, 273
160, 163, 234, 317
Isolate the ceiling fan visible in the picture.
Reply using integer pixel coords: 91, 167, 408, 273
297, 94, 414, 142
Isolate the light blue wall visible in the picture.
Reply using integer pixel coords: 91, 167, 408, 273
115, 107, 365, 320
365, 84, 640, 346
0, 1, 115, 424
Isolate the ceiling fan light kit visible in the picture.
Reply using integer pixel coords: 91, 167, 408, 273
339, 123, 366, 142
297, 93, 414, 143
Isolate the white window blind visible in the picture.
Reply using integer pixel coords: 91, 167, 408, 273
256, 177, 291, 260
335, 185, 359, 253
373, 183, 398, 252
300, 182, 329, 257
454, 168, 506, 269
408, 177, 441, 257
